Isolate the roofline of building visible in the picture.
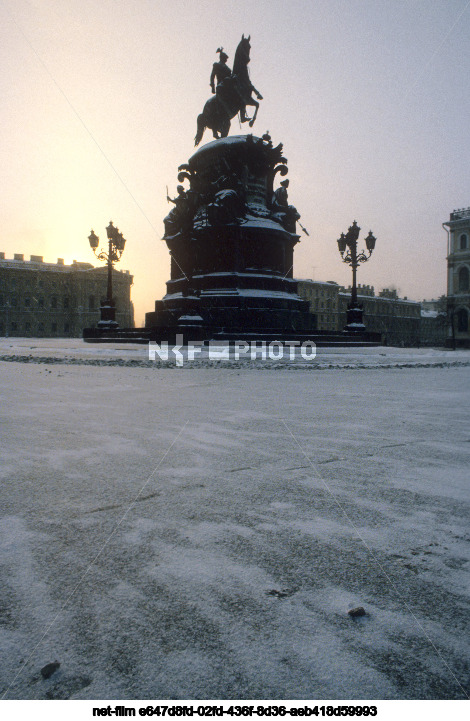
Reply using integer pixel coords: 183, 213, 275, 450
0, 257, 132, 276
337, 291, 419, 305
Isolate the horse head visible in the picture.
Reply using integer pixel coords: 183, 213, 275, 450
242, 34, 251, 52
233, 35, 251, 77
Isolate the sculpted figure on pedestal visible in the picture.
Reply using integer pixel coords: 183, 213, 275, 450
207, 172, 246, 225
272, 179, 301, 233
164, 185, 197, 238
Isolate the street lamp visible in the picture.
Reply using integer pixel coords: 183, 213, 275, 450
88, 221, 127, 329
337, 220, 376, 332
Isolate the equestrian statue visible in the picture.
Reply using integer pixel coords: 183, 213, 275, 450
195, 35, 263, 146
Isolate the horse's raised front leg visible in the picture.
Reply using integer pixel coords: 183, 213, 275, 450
240, 105, 251, 123
248, 99, 259, 127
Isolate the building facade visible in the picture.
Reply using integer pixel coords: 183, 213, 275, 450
297, 279, 444, 346
443, 207, 470, 347
295, 280, 339, 331
0, 253, 134, 338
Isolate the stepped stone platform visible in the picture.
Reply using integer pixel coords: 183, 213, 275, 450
83, 326, 380, 346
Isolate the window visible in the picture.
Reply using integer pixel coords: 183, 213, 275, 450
64, 322, 70, 333
38, 297, 44, 307
51, 296, 57, 309
24, 297, 31, 307
458, 266, 469, 292
460, 234, 468, 250
89, 295, 95, 310
63, 297, 70, 309
457, 308, 468, 333
25, 322, 30, 331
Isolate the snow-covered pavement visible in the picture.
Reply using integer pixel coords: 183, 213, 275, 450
1, 337, 470, 369
0, 340, 469, 700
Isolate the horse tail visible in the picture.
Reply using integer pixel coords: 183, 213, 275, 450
194, 113, 205, 146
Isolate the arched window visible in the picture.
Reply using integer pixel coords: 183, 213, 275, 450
457, 308, 469, 333
460, 234, 468, 250
458, 266, 469, 292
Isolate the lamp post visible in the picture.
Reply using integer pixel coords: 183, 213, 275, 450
337, 220, 376, 332
88, 221, 127, 329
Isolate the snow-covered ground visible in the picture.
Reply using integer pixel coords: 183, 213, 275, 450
1, 337, 470, 369
0, 339, 469, 700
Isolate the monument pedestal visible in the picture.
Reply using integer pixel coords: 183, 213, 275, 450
97, 299, 119, 330
145, 135, 315, 338
344, 302, 366, 333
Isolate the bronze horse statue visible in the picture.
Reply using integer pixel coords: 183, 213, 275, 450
194, 35, 263, 146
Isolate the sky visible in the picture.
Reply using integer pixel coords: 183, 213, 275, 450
1, 0, 469, 325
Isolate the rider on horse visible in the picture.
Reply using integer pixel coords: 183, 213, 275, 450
210, 43, 262, 123
210, 48, 231, 94
195, 36, 263, 145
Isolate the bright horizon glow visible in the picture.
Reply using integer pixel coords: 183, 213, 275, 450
1, 0, 469, 324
